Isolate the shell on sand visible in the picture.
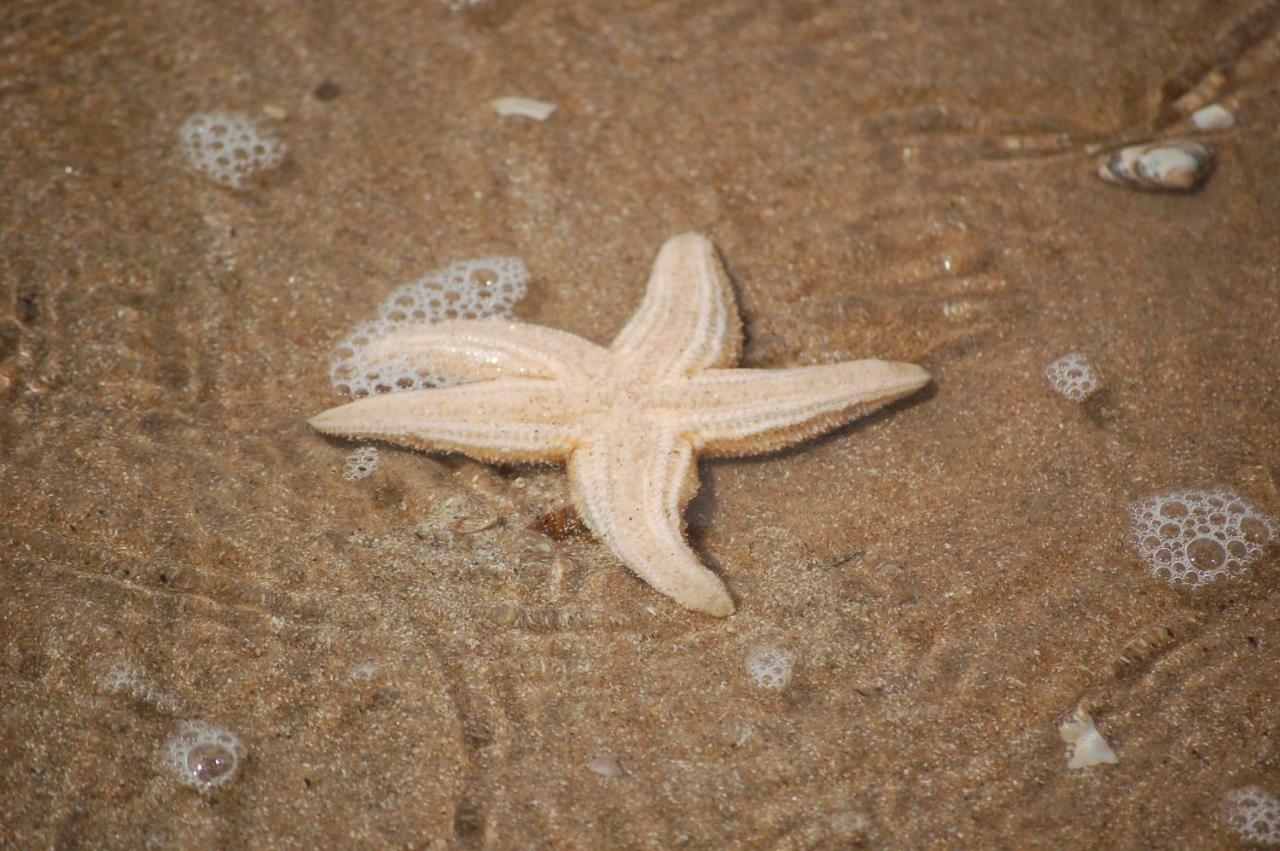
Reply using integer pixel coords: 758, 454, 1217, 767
1097, 140, 1213, 192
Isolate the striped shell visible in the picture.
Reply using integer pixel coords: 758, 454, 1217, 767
1097, 140, 1213, 192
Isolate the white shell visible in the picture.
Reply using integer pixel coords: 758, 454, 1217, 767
1190, 104, 1234, 131
586, 753, 622, 777
1058, 709, 1118, 769
1097, 140, 1213, 192
491, 97, 557, 121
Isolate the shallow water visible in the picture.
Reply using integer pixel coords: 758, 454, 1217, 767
2, 1, 1279, 847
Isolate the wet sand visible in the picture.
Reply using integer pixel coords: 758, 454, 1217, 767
2, 1, 1279, 847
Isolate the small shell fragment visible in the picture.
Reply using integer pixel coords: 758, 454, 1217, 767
1097, 140, 1213, 192
491, 97, 557, 121
1058, 709, 1118, 769
1190, 104, 1234, 131
587, 753, 622, 777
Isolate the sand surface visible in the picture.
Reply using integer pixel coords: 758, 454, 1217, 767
3, 1, 1279, 847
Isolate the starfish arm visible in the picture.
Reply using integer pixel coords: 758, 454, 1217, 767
349, 319, 606, 385
653, 360, 930, 456
568, 425, 734, 616
309, 378, 578, 463
608, 233, 743, 381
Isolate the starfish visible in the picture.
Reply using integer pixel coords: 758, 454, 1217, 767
310, 234, 929, 616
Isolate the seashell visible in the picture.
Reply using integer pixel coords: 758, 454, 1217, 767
1058, 708, 1118, 769
491, 96, 556, 121
587, 753, 623, 777
1190, 103, 1234, 131
1097, 140, 1213, 192
1157, 68, 1226, 127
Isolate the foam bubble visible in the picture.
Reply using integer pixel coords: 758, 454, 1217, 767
1129, 487, 1275, 587
100, 662, 180, 713
746, 645, 794, 690
179, 111, 285, 189
1223, 786, 1280, 846
343, 446, 380, 481
1044, 352, 1100, 402
162, 721, 245, 792
329, 256, 529, 398
348, 663, 378, 681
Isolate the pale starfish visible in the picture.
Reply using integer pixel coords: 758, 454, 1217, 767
310, 234, 929, 616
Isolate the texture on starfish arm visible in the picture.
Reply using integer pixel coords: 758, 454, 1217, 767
310, 233, 930, 616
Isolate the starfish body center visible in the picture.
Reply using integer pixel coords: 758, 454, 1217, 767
560, 364, 685, 438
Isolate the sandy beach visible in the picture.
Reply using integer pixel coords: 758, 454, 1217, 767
2, 1, 1278, 847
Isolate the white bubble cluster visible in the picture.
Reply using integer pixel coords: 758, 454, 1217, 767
343, 446, 380, 481
329, 256, 529, 398
100, 663, 179, 713
1223, 786, 1280, 846
179, 111, 285, 189
1129, 487, 1275, 587
746, 645, 794, 690
1044, 352, 1100, 402
163, 721, 245, 792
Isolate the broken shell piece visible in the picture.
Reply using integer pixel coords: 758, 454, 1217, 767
491, 97, 557, 121
1058, 709, 1118, 769
587, 753, 622, 777
1190, 104, 1234, 131
1097, 140, 1213, 192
